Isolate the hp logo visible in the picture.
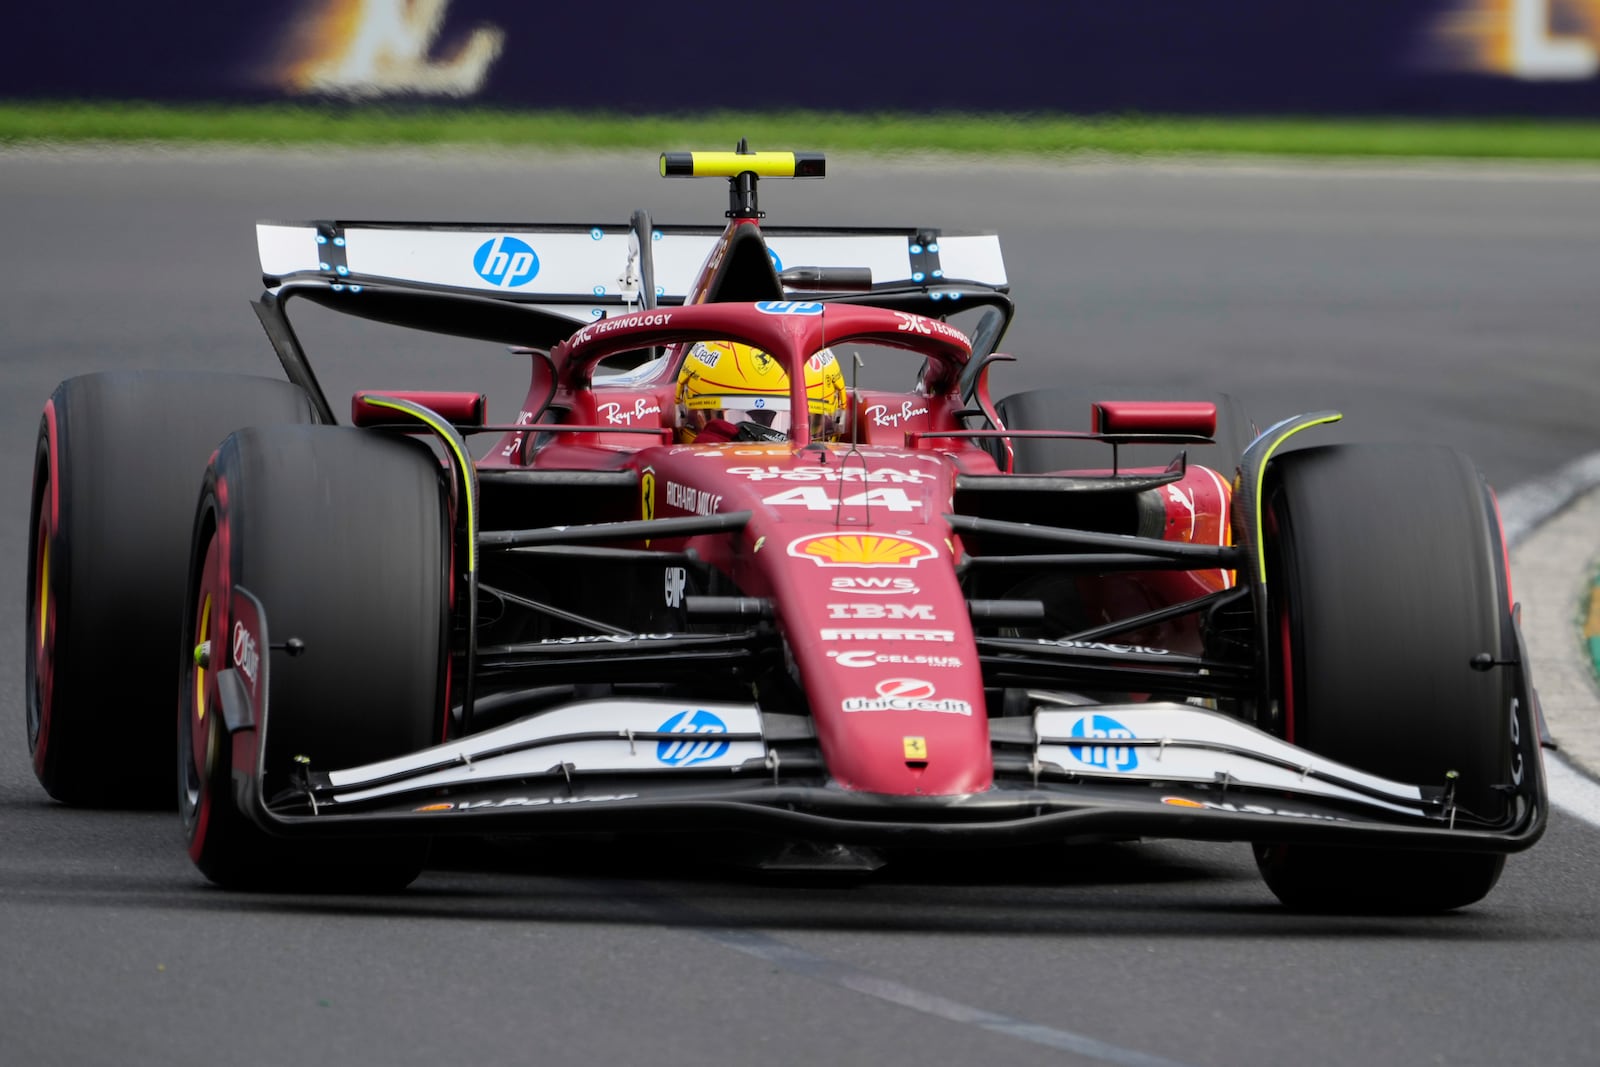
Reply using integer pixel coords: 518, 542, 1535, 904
754, 301, 824, 316
473, 236, 540, 288
655, 709, 730, 767
1067, 714, 1138, 772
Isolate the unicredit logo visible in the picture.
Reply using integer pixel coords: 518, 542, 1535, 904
841, 678, 972, 716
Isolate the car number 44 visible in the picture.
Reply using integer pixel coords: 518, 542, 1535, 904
761, 487, 918, 512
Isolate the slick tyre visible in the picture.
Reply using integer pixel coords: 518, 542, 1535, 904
25, 372, 316, 807
1254, 444, 1514, 913
180, 425, 448, 892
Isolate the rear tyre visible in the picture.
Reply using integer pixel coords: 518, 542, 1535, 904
180, 425, 448, 891
1255, 443, 1513, 913
25, 372, 315, 807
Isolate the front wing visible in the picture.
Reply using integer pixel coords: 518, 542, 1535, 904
232, 693, 1547, 854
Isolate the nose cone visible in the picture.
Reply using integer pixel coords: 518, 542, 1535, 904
772, 529, 993, 797
819, 679, 994, 796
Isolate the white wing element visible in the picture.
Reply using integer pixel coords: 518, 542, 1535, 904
256, 223, 1008, 303
1035, 703, 1428, 816
322, 700, 766, 805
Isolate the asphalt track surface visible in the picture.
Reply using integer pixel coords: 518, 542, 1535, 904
2, 147, 1599, 1066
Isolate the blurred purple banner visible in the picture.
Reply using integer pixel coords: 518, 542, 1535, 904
4, 1, 1600, 115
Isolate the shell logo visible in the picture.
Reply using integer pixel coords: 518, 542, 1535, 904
787, 533, 938, 569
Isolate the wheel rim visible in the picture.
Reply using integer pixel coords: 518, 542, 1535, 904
26, 472, 54, 764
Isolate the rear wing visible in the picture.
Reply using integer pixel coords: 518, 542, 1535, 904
254, 146, 1013, 424
256, 219, 1008, 321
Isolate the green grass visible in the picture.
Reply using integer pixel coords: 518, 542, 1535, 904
5, 101, 1600, 160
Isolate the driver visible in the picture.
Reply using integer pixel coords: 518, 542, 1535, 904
675, 341, 847, 444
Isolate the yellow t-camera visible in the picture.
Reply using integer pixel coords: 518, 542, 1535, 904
659, 151, 826, 179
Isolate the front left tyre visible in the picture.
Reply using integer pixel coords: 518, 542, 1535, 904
179, 424, 450, 891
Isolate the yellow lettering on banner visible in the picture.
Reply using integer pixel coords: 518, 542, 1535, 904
1429, 0, 1600, 80
281, 0, 505, 98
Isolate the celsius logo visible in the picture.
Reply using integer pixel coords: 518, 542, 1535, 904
655, 709, 730, 766
1067, 714, 1138, 772
473, 236, 540, 288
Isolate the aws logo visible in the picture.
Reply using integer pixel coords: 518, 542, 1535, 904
1427, 0, 1600, 80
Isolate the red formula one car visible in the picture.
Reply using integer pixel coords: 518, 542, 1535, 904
25, 147, 1545, 910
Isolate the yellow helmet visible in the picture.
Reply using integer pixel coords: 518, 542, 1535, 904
676, 341, 847, 442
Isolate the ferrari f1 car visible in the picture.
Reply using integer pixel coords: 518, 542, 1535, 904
25, 145, 1546, 910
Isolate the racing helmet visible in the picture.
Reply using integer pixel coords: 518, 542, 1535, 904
676, 341, 847, 443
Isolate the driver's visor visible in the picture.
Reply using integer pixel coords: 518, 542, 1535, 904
719, 408, 792, 434
720, 408, 843, 439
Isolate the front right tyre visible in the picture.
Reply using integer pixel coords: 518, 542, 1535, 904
1253, 443, 1517, 913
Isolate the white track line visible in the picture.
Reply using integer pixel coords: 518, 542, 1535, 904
1500, 451, 1600, 547
699, 924, 1195, 1067
1543, 757, 1600, 826
601, 888, 1197, 1067
1501, 450, 1600, 829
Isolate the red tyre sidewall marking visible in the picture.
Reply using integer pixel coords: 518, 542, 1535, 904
1278, 608, 1295, 746
441, 656, 454, 744
30, 473, 55, 773
444, 497, 456, 743
30, 401, 60, 774
1260, 502, 1297, 872
1265, 504, 1296, 746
